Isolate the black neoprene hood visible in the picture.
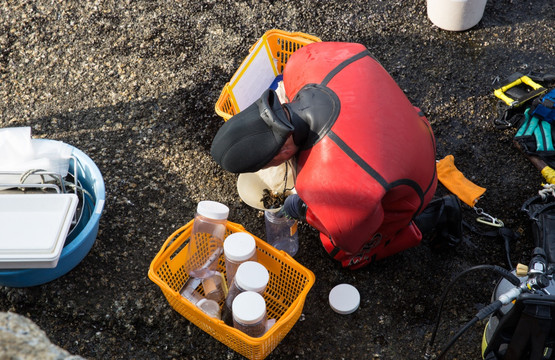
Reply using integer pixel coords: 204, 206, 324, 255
210, 89, 294, 173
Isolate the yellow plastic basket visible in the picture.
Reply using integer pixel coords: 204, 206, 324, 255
148, 220, 315, 360
215, 29, 321, 121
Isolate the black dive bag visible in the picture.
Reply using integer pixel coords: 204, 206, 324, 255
482, 195, 555, 360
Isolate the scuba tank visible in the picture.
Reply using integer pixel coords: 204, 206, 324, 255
482, 193, 555, 360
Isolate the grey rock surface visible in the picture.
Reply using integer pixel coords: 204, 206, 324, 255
0, 1, 554, 359
0, 311, 83, 360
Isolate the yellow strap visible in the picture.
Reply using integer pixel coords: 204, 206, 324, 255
541, 166, 555, 185
436, 155, 487, 207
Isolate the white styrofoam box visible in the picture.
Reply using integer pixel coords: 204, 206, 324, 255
0, 193, 78, 268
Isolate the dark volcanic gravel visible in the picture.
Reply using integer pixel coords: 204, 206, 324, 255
0, 1, 554, 359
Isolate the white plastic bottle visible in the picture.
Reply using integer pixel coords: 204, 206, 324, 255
264, 210, 299, 256
223, 232, 257, 286
222, 261, 269, 326
185, 201, 229, 279
232, 291, 268, 338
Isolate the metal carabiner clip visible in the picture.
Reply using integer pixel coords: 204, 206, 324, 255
474, 207, 504, 228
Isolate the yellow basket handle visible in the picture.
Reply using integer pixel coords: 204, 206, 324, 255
226, 220, 247, 232
248, 29, 321, 53
156, 220, 248, 259
155, 220, 194, 258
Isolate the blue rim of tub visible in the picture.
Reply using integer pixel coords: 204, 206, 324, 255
0, 142, 105, 287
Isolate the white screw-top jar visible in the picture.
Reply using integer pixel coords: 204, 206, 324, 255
222, 261, 269, 326
224, 232, 257, 286
228, 261, 269, 300
232, 291, 268, 338
185, 201, 229, 279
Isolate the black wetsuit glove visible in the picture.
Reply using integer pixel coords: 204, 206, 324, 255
280, 194, 307, 221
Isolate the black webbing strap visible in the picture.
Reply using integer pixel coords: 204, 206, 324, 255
462, 220, 518, 270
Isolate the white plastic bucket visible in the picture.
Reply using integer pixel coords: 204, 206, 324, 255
427, 0, 487, 31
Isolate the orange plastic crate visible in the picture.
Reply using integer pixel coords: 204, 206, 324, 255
215, 29, 321, 121
148, 220, 315, 360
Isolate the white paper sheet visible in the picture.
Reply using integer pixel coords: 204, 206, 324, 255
229, 40, 279, 111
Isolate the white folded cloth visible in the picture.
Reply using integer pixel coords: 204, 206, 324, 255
0, 127, 72, 185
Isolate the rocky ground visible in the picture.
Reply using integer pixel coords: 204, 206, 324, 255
0, 1, 554, 359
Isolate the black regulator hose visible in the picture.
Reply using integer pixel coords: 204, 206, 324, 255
436, 300, 505, 359
424, 264, 521, 359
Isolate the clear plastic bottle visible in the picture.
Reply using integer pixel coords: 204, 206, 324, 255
179, 277, 204, 305
201, 270, 228, 303
185, 201, 229, 279
222, 261, 269, 326
264, 210, 299, 256
232, 291, 268, 338
223, 232, 257, 287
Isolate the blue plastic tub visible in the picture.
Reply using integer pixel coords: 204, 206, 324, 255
0, 142, 105, 287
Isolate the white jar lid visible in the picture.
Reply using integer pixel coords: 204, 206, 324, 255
197, 201, 229, 220
232, 291, 266, 324
235, 261, 269, 293
224, 232, 256, 262
328, 283, 360, 315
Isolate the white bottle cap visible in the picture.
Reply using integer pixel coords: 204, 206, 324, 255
232, 291, 266, 324
224, 232, 257, 262
328, 283, 360, 315
196, 201, 230, 220
235, 261, 269, 293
